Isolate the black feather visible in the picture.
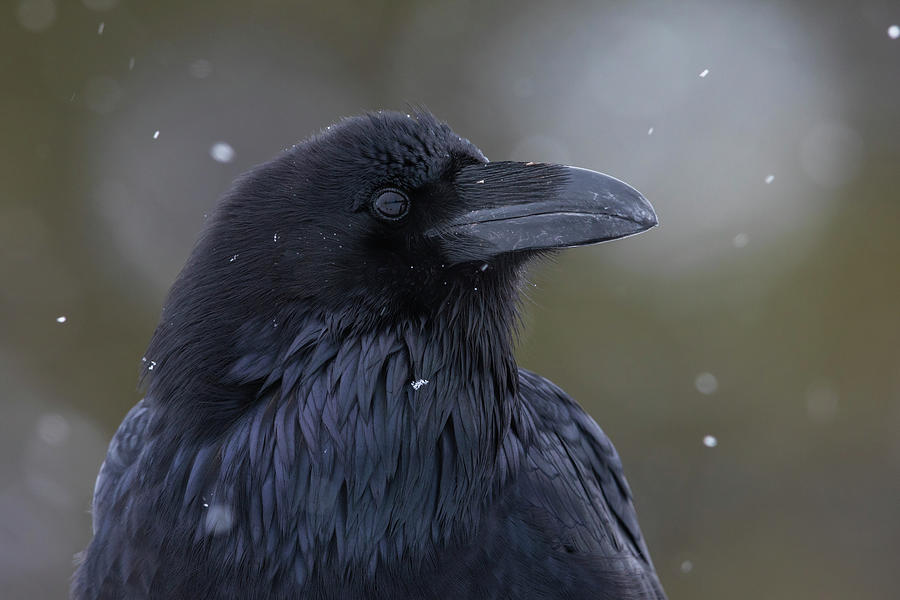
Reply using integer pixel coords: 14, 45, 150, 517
73, 111, 665, 599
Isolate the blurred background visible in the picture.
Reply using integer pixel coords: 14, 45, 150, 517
2, 0, 899, 598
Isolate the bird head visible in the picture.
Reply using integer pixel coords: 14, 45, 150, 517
143, 111, 657, 420
181, 111, 656, 325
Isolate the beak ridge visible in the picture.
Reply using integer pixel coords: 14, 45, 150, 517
428, 161, 657, 260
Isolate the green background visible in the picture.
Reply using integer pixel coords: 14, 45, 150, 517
2, 0, 899, 598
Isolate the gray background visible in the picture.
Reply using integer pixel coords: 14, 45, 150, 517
2, 0, 899, 598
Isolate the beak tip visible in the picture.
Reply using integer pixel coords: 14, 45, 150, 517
634, 194, 659, 230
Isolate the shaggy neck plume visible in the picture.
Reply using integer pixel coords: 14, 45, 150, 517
140, 272, 528, 581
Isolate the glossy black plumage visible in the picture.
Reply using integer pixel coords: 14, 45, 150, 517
72, 111, 665, 599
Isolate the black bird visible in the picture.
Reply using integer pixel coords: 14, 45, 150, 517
73, 111, 664, 599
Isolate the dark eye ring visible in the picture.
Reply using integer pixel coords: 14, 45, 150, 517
372, 189, 410, 221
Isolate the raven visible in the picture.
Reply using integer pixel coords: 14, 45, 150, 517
73, 111, 664, 599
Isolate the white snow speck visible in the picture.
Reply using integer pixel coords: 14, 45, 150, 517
273, 233, 280, 242
732, 233, 749, 248
680, 560, 693, 574
229, 254, 239, 262
55, 315, 67, 323
476, 179, 485, 184
889, 25, 900, 39
647, 127, 654, 136
698, 68, 709, 78
37, 413, 70, 446
97, 21, 104, 34
147, 360, 157, 370
764, 174, 775, 184
411, 379, 429, 390
210, 142, 235, 163
479, 263, 489, 272
152, 130, 160, 139
703, 435, 718, 448
204, 504, 234, 535
128, 56, 135, 70
695, 372, 718, 395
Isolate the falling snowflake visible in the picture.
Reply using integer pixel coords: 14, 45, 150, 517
695, 372, 718, 395
37, 414, 70, 446
210, 142, 235, 163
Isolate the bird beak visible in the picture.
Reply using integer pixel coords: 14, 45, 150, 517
428, 161, 658, 262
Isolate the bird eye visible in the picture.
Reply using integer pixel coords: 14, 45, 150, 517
372, 189, 409, 221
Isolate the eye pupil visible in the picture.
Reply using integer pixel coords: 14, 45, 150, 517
373, 190, 409, 220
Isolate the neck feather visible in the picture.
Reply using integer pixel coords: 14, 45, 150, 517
143, 279, 526, 577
